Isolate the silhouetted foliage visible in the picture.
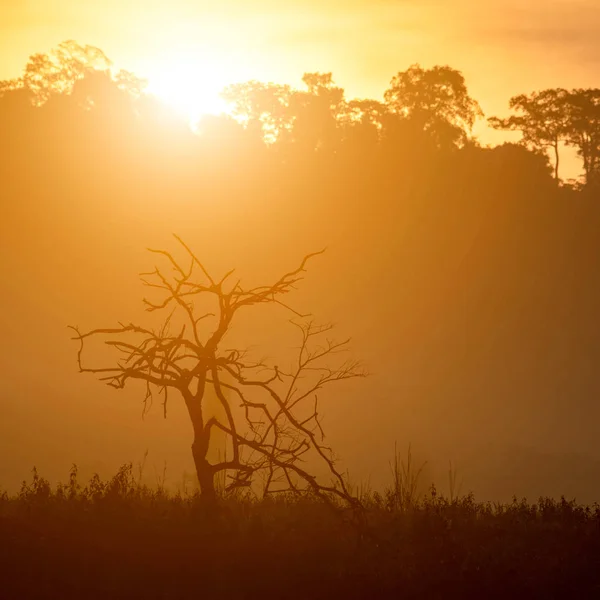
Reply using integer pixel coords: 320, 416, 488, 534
3, 464, 600, 599
489, 88, 569, 181
4, 40, 598, 186
564, 89, 600, 188
384, 64, 483, 150
491, 87, 600, 187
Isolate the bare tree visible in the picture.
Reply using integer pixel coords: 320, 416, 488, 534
70, 236, 365, 508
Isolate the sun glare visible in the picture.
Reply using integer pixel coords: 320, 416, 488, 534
146, 56, 230, 123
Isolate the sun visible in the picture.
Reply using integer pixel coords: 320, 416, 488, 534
145, 55, 231, 123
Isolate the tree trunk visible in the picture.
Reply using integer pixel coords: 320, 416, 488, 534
192, 438, 216, 501
183, 377, 217, 502
554, 140, 560, 182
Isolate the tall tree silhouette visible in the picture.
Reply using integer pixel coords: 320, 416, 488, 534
384, 64, 483, 149
489, 89, 569, 181
564, 89, 600, 188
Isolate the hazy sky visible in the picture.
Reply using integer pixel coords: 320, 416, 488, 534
1, 0, 598, 173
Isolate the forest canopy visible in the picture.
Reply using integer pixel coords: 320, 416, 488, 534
1, 40, 599, 190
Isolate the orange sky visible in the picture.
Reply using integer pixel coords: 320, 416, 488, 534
1, 0, 598, 177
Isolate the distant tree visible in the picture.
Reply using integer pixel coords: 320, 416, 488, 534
563, 89, 600, 188
339, 99, 388, 152
489, 89, 569, 181
343, 99, 387, 130
114, 69, 148, 98
384, 64, 483, 149
285, 72, 346, 153
0, 41, 146, 118
301, 72, 343, 101
21, 40, 113, 104
491, 88, 600, 187
71, 237, 365, 507
221, 81, 293, 144
222, 73, 349, 153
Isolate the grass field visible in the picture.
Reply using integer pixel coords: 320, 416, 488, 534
1, 463, 600, 599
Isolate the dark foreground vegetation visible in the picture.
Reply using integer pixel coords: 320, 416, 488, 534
1, 465, 600, 599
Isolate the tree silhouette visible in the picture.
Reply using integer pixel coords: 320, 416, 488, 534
490, 88, 600, 187
287, 72, 346, 153
20, 40, 113, 104
70, 237, 365, 506
563, 89, 600, 188
221, 80, 293, 144
489, 89, 570, 181
332, 99, 386, 161
222, 73, 348, 153
384, 64, 483, 149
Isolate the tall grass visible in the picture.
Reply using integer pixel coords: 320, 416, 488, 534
2, 453, 600, 599
385, 442, 427, 511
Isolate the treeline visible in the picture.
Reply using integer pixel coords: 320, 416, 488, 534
490, 89, 600, 186
1, 40, 599, 190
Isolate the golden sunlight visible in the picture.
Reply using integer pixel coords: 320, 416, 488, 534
145, 54, 230, 121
